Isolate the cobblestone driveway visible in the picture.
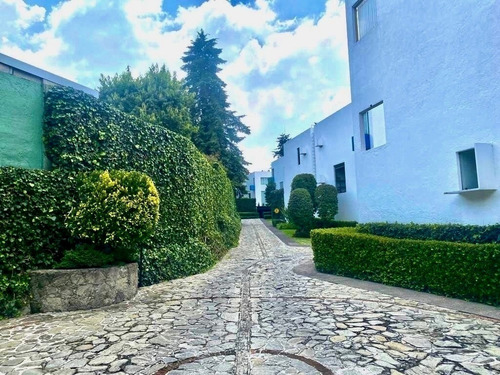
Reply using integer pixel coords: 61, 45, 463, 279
1, 220, 499, 375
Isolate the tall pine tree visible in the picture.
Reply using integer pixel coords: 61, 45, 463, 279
182, 30, 250, 192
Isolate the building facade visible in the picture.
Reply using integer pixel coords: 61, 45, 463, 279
272, 0, 500, 225
245, 170, 273, 206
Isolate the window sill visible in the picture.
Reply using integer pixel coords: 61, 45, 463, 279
444, 188, 497, 195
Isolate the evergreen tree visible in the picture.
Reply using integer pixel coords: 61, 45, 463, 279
181, 30, 250, 191
273, 133, 290, 158
99, 64, 196, 138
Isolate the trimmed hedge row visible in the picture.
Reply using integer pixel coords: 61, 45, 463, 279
312, 228, 499, 305
236, 198, 256, 212
239, 212, 260, 219
356, 222, 500, 244
43, 86, 240, 286
313, 218, 357, 229
0, 167, 77, 317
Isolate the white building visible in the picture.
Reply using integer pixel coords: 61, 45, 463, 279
245, 170, 273, 206
272, 0, 500, 225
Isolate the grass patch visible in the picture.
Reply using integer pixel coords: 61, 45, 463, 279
281, 229, 312, 246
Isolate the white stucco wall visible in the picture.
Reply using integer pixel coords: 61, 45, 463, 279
314, 105, 358, 221
277, 128, 315, 207
245, 170, 272, 206
346, 0, 500, 224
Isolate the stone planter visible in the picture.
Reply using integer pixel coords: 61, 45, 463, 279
29, 263, 138, 313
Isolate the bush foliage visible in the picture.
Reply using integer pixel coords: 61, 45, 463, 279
287, 188, 314, 237
236, 198, 257, 212
312, 228, 500, 305
67, 170, 160, 262
315, 184, 338, 220
356, 222, 500, 244
313, 219, 358, 229
44, 86, 240, 285
291, 174, 317, 205
55, 244, 115, 269
239, 212, 260, 219
0, 167, 77, 318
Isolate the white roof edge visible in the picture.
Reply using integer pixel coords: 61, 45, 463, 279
0, 53, 98, 98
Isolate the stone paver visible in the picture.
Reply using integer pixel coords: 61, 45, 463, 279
0, 219, 499, 374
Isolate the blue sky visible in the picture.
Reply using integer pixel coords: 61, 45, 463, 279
0, 0, 350, 171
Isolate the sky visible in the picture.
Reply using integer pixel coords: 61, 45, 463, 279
0, 0, 351, 172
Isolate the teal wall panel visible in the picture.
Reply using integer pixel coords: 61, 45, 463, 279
0, 72, 44, 169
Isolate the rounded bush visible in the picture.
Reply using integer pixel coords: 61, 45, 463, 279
66, 170, 160, 261
55, 244, 114, 269
291, 173, 317, 206
287, 188, 314, 237
315, 184, 338, 220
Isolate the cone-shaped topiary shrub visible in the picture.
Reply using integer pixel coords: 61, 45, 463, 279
315, 183, 338, 221
288, 188, 314, 237
291, 173, 317, 206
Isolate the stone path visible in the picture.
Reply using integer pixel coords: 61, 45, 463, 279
1, 219, 499, 375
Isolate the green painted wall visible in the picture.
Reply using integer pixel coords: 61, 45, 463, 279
0, 72, 44, 169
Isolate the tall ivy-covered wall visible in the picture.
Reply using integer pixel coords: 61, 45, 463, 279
0, 72, 44, 169
43, 86, 241, 286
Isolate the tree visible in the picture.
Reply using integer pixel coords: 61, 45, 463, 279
181, 30, 250, 191
273, 133, 290, 158
315, 184, 338, 220
270, 189, 284, 211
99, 64, 196, 139
287, 188, 314, 237
291, 173, 317, 207
264, 179, 276, 206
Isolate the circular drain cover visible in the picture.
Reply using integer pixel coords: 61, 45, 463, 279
154, 350, 334, 374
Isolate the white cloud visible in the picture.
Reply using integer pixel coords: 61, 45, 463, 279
239, 143, 274, 172
0, 0, 351, 173
0, 0, 45, 29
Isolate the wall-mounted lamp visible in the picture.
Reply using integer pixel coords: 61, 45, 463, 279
315, 144, 323, 148
300, 152, 307, 156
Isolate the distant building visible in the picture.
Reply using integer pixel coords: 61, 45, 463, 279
0, 53, 97, 169
272, 0, 499, 225
245, 170, 273, 206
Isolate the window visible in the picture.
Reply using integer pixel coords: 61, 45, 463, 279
354, 0, 377, 41
334, 163, 346, 193
261, 191, 266, 205
445, 143, 496, 194
361, 102, 386, 150
458, 149, 478, 190
279, 181, 283, 189
261, 177, 269, 185
297, 147, 301, 165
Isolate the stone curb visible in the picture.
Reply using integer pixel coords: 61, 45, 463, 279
293, 259, 500, 321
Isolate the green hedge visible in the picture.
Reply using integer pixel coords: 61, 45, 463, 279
0, 167, 77, 318
236, 198, 256, 212
356, 222, 500, 244
312, 228, 500, 305
313, 218, 358, 229
239, 212, 260, 219
43, 86, 240, 286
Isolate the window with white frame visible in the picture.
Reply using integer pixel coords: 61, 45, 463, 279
445, 143, 496, 194
354, 0, 377, 41
361, 102, 386, 150
334, 163, 346, 193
